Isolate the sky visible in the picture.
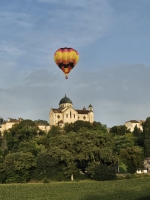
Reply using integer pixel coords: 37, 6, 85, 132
0, 0, 150, 127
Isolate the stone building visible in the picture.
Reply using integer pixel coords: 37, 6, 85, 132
0, 95, 94, 133
49, 95, 94, 127
124, 120, 145, 132
0, 118, 50, 133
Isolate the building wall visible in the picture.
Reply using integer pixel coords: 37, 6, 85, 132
124, 121, 143, 132
49, 106, 94, 126
0, 120, 50, 133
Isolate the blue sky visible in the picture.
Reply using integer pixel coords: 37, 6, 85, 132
0, 0, 150, 127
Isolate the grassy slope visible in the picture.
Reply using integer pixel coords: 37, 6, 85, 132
0, 178, 150, 200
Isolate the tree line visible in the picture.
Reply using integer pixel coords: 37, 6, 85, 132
0, 118, 150, 183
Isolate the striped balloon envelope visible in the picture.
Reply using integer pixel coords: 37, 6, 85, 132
54, 47, 79, 79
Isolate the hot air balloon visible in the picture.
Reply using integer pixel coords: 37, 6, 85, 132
54, 47, 79, 79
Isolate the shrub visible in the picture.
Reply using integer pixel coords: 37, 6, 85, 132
87, 163, 116, 181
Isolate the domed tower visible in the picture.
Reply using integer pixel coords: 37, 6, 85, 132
88, 104, 94, 123
59, 94, 73, 109
88, 104, 93, 111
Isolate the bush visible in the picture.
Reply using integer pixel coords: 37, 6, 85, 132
87, 163, 116, 181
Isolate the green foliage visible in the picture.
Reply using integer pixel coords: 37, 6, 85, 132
3, 152, 36, 183
133, 125, 144, 147
119, 163, 127, 173
92, 121, 108, 133
64, 120, 93, 133
144, 139, 150, 157
62, 162, 79, 180
18, 141, 42, 156
87, 163, 116, 181
47, 125, 62, 137
0, 163, 6, 183
48, 128, 115, 181
143, 117, 150, 156
113, 135, 134, 155
120, 146, 144, 174
1, 115, 148, 183
34, 119, 49, 125
0, 118, 3, 125
143, 117, 150, 139
110, 125, 130, 135
3, 120, 41, 153
64, 120, 108, 133
36, 152, 64, 180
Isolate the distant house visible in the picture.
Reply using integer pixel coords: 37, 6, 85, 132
0, 118, 50, 134
124, 120, 145, 132
0, 118, 22, 133
36, 124, 50, 132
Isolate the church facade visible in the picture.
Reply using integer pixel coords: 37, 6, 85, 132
49, 95, 94, 127
0, 95, 94, 133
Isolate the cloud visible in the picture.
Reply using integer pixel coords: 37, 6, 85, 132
0, 0, 113, 76
0, 11, 32, 28
0, 64, 150, 126
36, 0, 113, 47
0, 42, 25, 58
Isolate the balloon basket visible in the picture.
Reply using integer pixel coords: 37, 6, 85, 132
65, 75, 68, 79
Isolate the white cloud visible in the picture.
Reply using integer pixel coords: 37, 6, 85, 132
36, 0, 113, 47
0, 42, 25, 57
0, 11, 32, 28
0, 64, 150, 126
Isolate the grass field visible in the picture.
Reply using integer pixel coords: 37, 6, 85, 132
0, 178, 150, 200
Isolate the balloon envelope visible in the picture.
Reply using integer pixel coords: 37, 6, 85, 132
54, 47, 79, 79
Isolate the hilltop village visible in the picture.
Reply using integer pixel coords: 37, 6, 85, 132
0, 94, 150, 184
0, 95, 145, 133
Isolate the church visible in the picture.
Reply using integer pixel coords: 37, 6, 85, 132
49, 95, 94, 127
0, 95, 94, 133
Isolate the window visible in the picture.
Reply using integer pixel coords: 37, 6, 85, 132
83, 116, 86, 120
70, 111, 71, 118
74, 114, 75, 118
66, 114, 68, 118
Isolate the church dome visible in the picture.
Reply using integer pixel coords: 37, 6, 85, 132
59, 95, 73, 105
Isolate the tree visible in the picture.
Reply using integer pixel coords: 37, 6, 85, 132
18, 140, 43, 156
92, 121, 108, 133
64, 120, 93, 133
113, 135, 134, 156
4, 120, 41, 152
86, 162, 116, 181
35, 152, 64, 180
0, 118, 3, 125
34, 119, 49, 125
47, 125, 62, 137
110, 125, 130, 135
48, 128, 115, 180
120, 146, 144, 174
133, 125, 144, 147
143, 117, 150, 157
4, 152, 36, 183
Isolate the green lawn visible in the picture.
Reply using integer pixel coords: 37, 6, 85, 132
0, 178, 150, 200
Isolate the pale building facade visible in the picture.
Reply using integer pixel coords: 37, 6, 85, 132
0, 118, 22, 133
49, 95, 94, 127
0, 95, 94, 133
0, 118, 50, 134
124, 120, 144, 132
